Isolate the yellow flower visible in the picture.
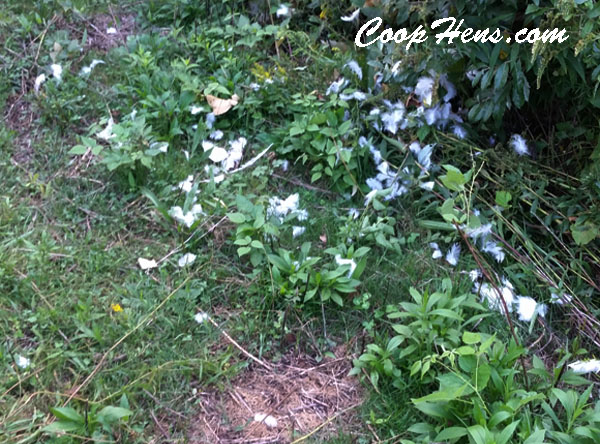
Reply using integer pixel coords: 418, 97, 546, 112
111, 303, 123, 313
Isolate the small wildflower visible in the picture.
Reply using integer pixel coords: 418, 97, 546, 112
111, 303, 123, 312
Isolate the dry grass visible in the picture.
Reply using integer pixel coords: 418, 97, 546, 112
189, 346, 364, 444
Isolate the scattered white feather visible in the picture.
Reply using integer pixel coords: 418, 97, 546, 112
364, 189, 378, 206
280, 160, 289, 171
339, 91, 367, 101
344, 60, 363, 80
468, 269, 481, 282
205, 112, 216, 129
452, 125, 467, 139
335, 255, 357, 277
210, 130, 224, 140
445, 243, 460, 266
190, 105, 203, 115
466, 223, 493, 241
415, 77, 435, 107
276, 4, 291, 18
267, 193, 300, 222
254, 413, 278, 428
50, 64, 62, 81
249, 82, 261, 91
150, 142, 169, 153
138, 257, 158, 270
409, 141, 421, 155
477, 278, 515, 312
223, 137, 246, 171
340, 9, 360, 22
16, 355, 30, 369
381, 102, 406, 134
297, 209, 309, 221
194, 312, 209, 323
177, 175, 194, 193
80, 59, 105, 75
348, 208, 360, 219
420, 181, 434, 191
326, 77, 348, 95
366, 178, 383, 191
97, 118, 115, 141
34, 74, 46, 94
510, 134, 530, 156
292, 226, 306, 238
482, 241, 505, 263
568, 360, 600, 374
430, 242, 442, 259
439, 74, 456, 102
169, 205, 204, 228
550, 292, 572, 305
178, 253, 197, 267
106, 27, 117, 34
515, 296, 547, 322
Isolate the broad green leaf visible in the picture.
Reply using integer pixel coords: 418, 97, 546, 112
50, 407, 83, 423
571, 222, 598, 245
497, 420, 520, 444
463, 331, 482, 344
435, 426, 468, 441
42, 420, 82, 433
227, 212, 246, 224
97, 406, 133, 423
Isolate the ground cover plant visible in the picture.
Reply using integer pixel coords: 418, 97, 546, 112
1, 0, 600, 443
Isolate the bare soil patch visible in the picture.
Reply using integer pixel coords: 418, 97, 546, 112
189, 347, 363, 443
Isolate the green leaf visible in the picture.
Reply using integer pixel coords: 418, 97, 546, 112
571, 222, 598, 245
227, 212, 246, 224
250, 240, 264, 249
97, 406, 132, 423
497, 421, 520, 444
435, 427, 468, 441
50, 407, 83, 423
331, 293, 344, 306
42, 420, 82, 433
467, 424, 489, 444
523, 429, 546, 444
237, 246, 251, 256
440, 168, 466, 192
462, 331, 482, 344
387, 335, 404, 352
495, 190, 512, 208
68, 145, 89, 155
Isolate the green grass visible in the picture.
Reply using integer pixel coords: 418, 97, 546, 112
2, 1, 600, 443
